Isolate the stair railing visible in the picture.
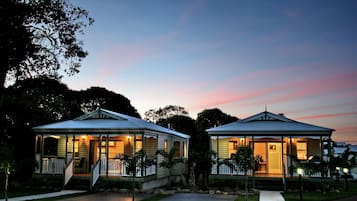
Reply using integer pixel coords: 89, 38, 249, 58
90, 159, 101, 191
63, 159, 74, 186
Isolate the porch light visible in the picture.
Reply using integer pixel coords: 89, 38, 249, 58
343, 168, 349, 174
336, 167, 341, 171
297, 167, 303, 201
297, 168, 304, 175
240, 138, 244, 144
127, 136, 131, 141
80, 135, 87, 139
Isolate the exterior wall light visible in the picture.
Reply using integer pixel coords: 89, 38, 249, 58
297, 168, 304, 175
343, 168, 349, 174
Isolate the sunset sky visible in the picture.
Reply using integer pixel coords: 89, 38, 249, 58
63, 0, 357, 143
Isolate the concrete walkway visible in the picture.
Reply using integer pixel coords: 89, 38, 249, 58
259, 191, 285, 201
0, 190, 86, 201
160, 193, 236, 201
1, 190, 285, 201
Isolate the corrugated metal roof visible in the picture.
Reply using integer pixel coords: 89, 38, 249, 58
207, 111, 334, 136
33, 108, 190, 139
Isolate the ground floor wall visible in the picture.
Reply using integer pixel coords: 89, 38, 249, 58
211, 136, 327, 177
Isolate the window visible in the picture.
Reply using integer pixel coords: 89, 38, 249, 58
43, 137, 58, 156
101, 141, 115, 147
164, 140, 168, 152
297, 142, 307, 160
136, 140, 142, 152
174, 141, 180, 158
182, 142, 187, 157
229, 141, 238, 157
74, 140, 79, 157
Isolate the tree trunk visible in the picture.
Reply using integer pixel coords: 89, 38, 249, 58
0, 53, 9, 106
168, 168, 171, 189
245, 171, 248, 201
5, 166, 9, 201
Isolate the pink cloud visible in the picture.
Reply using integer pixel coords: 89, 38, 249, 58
185, 69, 357, 112
295, 112, 357, 120
335, 126, 357, 132
94, 30, 181, 84
284, 100, 357, 115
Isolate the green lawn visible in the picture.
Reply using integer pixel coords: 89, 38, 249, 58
141, 194, 170, 201
0, 189, 56, 199
235, 194, 259, 201
283, 181, 357, 201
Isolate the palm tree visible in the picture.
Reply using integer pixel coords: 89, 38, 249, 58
156, 147, 183, 189
0, 162, 11, 201
125, 149, 146, 201
233, 146, 254, 201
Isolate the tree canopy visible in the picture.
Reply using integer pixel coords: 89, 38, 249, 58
144, 105, 189, 124
0, 77, 140, 179
0, 0, 93, 101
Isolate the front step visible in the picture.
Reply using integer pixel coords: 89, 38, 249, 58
65, 176, 91, 190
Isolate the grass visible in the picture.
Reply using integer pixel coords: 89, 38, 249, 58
34, 192, 91, 201
141, 194, 170, 201
235, 194, 259, 201
0, 189, 56, 199
283, 181, 357, 201
35, 193, 169, 201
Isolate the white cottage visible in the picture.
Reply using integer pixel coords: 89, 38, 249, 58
207, 111, 334, 179
33, 108, 190, 190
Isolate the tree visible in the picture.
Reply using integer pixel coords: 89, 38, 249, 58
0, 0, 93, 104
156, 147, 184, 189
160, 115, 196, 135
125, 149, 146, 201
233, 146, 253, 201
0, 145, 13, 201
144, 105, 189, 124
193, 108, 238, 188
1, 78, 141, 180
77, 87, 141, 118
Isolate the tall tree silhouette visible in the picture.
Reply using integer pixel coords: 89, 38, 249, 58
0, 0, 93, 104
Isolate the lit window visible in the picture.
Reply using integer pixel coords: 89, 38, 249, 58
297, 142, 307, 160
164, 140, 168, 152
182, 142, 187, 157
174, 141, 180, 158
229, 141, 238, 157
136, 140, 142, 152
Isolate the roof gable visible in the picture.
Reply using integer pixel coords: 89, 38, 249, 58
33, 108, 190, 139
74, 109, 127, 121
207, 110, 334, 136
241, 111, 292, 123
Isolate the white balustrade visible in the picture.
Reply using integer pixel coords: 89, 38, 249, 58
64, 159, 74, 185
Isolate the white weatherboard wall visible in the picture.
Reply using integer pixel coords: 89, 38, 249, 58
157, 133, 170, 178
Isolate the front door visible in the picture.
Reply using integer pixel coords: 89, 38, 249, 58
268, 143, 282, 174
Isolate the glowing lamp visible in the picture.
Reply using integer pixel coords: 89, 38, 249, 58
343, 168, 349, 174
297, 168, 304, 175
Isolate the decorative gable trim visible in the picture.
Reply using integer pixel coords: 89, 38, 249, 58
74, 108, 127, 121
241, 111, 293, 123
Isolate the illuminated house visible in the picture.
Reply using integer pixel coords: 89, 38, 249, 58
207, 111, 334, 178
33, 108, 190, 190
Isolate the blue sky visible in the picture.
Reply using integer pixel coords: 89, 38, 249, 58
63, 0, 357, 143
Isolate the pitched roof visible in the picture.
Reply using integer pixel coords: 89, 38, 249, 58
207, 111, 334, 136
33, 108, 190, 139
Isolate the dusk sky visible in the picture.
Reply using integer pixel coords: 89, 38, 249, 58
63, 1, 357, 143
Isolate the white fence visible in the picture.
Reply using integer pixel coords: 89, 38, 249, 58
100, 158, 156, 177
35, 155, 66, 174
211, 159, 252, 175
